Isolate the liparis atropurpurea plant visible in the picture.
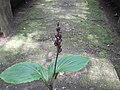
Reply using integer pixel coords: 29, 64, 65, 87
0, 22, 90, 90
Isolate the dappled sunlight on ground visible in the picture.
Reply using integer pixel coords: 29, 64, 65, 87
44, 0, 90, 20
5, 39, 24, 50
87, 57, 120, 89
88, 57, 119, 81
87, 34, 99, 45
55, 53, 120, 90
45, 0, 53, 2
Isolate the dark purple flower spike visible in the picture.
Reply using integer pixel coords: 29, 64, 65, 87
54, 22, 62, 53
53, 22, 62, 78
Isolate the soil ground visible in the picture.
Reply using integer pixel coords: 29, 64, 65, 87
99, 0, 120, 79
0, 0, 120, 90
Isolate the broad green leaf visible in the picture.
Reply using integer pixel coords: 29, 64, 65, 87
57, 55, 90, 72
48, 55, 89, 77
48, 61, 55, 78
0, 62, 48, 84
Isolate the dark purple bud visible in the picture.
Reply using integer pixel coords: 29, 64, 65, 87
54, 21, 62, 53
58, 39, 62, 44
54, 41, 58, 46
59, 45, 61, 48
57, 22, 60, 27
59, 48, 62, 53
56, 37, 59, 40
59, 31, 62, 34
55, 34, 58, 38
56, 26, 60, 32
59, 34, 62, 39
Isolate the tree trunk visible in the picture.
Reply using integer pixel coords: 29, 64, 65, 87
0, 0, 13, 37
10, 0, 23, 7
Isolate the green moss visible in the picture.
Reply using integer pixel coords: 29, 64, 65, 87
113, 60, 120, 79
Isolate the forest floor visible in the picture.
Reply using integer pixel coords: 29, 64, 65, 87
0, 0, 120, 90
99, 0, 120, 80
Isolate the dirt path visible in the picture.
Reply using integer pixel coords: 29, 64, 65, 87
0, 0, 120, 90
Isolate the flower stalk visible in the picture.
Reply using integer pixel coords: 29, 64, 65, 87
53, 22, 62, 77
48, 22, 62, 90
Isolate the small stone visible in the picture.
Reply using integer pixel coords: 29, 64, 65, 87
107, 44, 110, 47
59, 72, 64, 76
41, 4, 44, 6
46, 52, 53, 62
6, 86, 9, 89
62, 87, 66, 89
48, 52, 53, 57
89, 87, 95, 90
114, 13, 118, 17
54, 88, 57, 90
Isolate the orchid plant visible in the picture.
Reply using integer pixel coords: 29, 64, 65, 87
0, 22, 90, 90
